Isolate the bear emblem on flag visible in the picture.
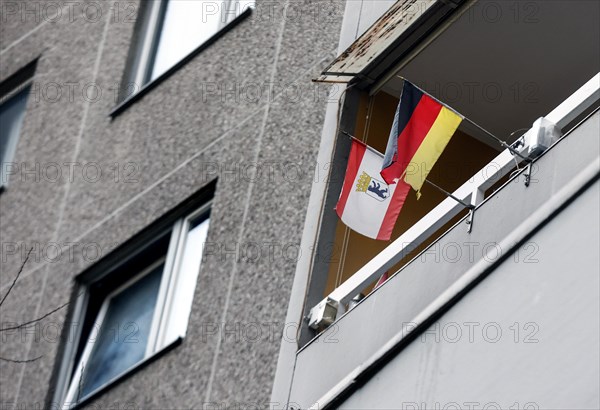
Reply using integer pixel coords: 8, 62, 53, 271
356, 172, 390, 201
336, 139, 409, 240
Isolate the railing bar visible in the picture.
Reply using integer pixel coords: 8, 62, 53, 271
547, 73, 600, 129
330, 143, 525, 305
332, 198, 469, 305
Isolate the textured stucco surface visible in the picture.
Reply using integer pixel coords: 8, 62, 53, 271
0, 0, 345, 407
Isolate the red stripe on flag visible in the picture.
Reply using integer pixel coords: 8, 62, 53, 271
376, 179, 411, 240
381, 95, 443, 184
336, 140, 366, 217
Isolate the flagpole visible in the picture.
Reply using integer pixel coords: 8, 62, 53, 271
396, 76, 532, 163
423, 179, 475, 210
461, 118, 532, 163
341, 130, 385, 157
423, 179, 477, 233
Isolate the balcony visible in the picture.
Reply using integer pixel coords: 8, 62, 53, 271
292, 74, 599, 408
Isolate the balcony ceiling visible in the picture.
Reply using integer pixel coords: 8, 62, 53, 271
382, 0, 600, 144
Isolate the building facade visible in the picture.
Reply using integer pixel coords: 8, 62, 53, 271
1, 0, 346, 408
0, 0, 599, 409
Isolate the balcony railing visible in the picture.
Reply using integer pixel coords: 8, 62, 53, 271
307, 72, 600, 330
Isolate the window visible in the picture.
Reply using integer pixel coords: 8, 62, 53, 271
66, 261, 164, 400
0, 83, 31, 189
120, 0, 254, 103
61, 204, 211, 407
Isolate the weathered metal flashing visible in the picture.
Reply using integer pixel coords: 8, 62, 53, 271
315, 0, 463, 85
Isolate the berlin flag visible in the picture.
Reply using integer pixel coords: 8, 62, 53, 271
335, 139, 411, 240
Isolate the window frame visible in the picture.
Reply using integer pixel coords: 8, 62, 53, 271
58, 200, 212, 408
111, 1, 253, 117
150, 204, 211, 349
0, 63, 35, 191
63, 257, 167, 404
125, 0, 167, 90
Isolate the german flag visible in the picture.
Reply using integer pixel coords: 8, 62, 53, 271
380, 80, 463, 198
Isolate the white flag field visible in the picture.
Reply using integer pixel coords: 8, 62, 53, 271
335, 139, 409, 241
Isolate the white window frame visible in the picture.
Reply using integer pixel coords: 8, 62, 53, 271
63, 257, 166, 405
129, 0, 165, 88
150, 203, 211, 349
61, 202, 211, 408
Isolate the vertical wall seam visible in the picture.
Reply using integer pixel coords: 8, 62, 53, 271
13, 6, 113, 404
202, 1, 290, 404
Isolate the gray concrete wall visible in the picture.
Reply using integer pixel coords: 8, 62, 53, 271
0, 1, 345, 408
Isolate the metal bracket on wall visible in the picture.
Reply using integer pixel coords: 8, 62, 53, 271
521, 116, 562, 187
524, 163, 533, 187
465, 209, 475, 233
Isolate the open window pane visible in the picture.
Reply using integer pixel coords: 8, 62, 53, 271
78, 262, 164, 397
161, 212, 210, 343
